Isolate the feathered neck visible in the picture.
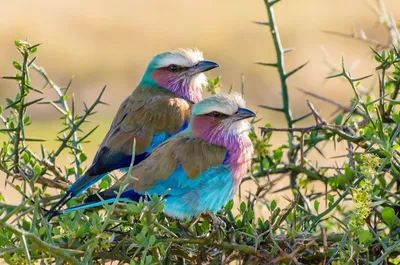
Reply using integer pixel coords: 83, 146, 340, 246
139, 69, 205, 103
163, 73, 205, 103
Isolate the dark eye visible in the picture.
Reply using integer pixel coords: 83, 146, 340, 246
210, 111, 223, 118
169, 64, 178, 72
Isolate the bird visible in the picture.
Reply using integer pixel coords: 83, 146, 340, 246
53, 92, 255, 219
46, 48, 219, 218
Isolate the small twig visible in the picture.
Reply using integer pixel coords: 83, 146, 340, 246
270, 239, 317, 264
157, 237, 269, 261
300, 133, 305, 165
323, 229, 328, 265
378, 72, 386, 119
297, 87, 369, 121
385, 74, 400, 117
261, 100, 327, 134
269, 228, 288, 263
51, 85, 106, 162
12, 44, 30, 173
297, 87, 350, 112
306, 100, 326, 125
243, 163, 327, 183
261, 124, 325, 134
322, 29, 388, 49
4, 169, 69, 191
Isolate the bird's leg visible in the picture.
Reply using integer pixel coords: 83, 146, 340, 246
176, 220, 190, 238
188, 215, 201, 230
206, 212, 226, 234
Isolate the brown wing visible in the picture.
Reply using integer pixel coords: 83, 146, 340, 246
104, 94, 192, 154
86, 89, 192, 177
125, 133, 227, 193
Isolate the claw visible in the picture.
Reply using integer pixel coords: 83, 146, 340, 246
176, 220, 190, 238
207, 212, 226, 230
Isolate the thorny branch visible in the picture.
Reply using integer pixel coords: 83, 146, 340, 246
0, 0, 399, 264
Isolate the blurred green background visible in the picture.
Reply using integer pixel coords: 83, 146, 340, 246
0, 0, 398, 205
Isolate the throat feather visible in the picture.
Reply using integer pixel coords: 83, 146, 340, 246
150, 69, 203, 102
191, 116, 253, 189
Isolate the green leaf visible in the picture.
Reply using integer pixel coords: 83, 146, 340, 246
89, 226, 100, 234
79, 153, 87, 163
335, 114, 343, 125
14, 40, 21, 47
270, 207, 281, 225
271, 200, 277, 211
382, 207, 396, 228
273, 147, 284, 162
240, 202, 246, 213
262, 158, 270, 169
144, 256, 153, 265
23, 116, 31, 125
127, 204, 142, 214
99, 176, 111, 189
148, 235, 156, 246
23, 153, 31, 164
314, 200, 320, 213
22, 219, 31, 231
66, 167, 75, 176
287, 211, 294, 222
38, 227, 46, 236
12, 61, 21, 70
358, 229, 372, 245
225, 200, 234, 212
246, 224, 254, 235
344, 165, 355, 181
5, 98, 14, 106
393, 113, 400, 124
33, 164, 42, 177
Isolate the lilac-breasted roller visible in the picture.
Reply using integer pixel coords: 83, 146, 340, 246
46, 49, 219, 217
53, 93, 255, 219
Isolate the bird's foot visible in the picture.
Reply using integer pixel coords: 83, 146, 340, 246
207, 212, 226, 230
176, 220, 190, 238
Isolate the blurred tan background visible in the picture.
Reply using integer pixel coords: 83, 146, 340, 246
0, 0, 398, 207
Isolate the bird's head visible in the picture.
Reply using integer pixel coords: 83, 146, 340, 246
189, 93, 256, 145
141, 48, 218, 103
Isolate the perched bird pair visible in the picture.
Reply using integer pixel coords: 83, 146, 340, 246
46, 49, 255, 219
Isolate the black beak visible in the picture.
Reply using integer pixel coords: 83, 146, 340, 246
234, 108, 256, 121
192, 60, 219, 74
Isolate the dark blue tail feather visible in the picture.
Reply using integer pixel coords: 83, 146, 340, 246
53, 189, 152, 216
47, 152, 150, 219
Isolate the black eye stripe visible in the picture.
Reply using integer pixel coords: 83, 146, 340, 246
206, 111, 229, 119
164, 64, 188, 72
